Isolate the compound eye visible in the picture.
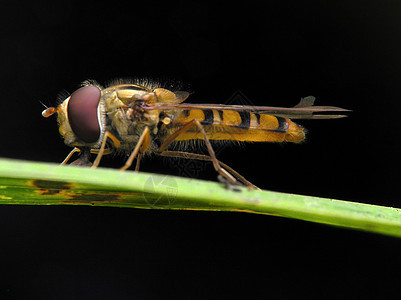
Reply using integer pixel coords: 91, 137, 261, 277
67, 86, 101, 143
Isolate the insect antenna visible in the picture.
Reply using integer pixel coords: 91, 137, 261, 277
39, 100, 49, 109
42, 106, 58, 118
39, 100, 57, 117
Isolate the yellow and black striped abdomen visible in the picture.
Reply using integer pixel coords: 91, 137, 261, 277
172, 109, 305, 143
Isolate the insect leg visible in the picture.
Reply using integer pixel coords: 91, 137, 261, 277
90, 148, 112, 155
159, 150, 260, 190
136, 128, 151, 171
61, 147, 115, 166
61, 147, 81, 165
70, 147, 92, 166
157, 119, 237, 185
92, 131, 121, 168
120, 126, 151, 171
135, 153, 142, 171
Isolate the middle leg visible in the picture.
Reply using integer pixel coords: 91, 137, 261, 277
157, 119, 237, 185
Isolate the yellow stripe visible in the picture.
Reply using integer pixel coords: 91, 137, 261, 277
249, 113, 259, 129
177, 109, 205, 124
222, 111, 241, 126
213, 110, 222, 123
258, 114, 280, 131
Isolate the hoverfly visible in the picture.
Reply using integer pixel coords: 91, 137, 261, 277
42, 79, 349, 189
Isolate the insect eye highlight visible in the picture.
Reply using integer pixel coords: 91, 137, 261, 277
67, 86, 102, 143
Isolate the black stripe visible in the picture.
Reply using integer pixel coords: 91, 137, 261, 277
277, 116, 289, 132
201, 109, 214, 125
254, 113, 261, 124
123, 85, 149, 92
183, 110, 190, 117
269, 116, 289, 133
235, 111, 251, 129
217, 110, 224, 121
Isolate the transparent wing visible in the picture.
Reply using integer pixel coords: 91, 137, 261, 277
144, 96, 350, 119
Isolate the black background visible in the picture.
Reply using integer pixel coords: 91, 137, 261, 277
1, 0, 401, 298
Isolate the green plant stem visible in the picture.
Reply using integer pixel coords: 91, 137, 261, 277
0, 158, 400, 238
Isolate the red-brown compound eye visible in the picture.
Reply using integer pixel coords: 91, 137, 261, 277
67, 86, 101, 143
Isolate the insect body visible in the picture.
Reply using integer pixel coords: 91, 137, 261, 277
42, 79, 349, 189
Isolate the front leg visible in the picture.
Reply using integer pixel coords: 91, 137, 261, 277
70, 147, 92, 166
120, 126, 151, 171
92, 131, 121, 168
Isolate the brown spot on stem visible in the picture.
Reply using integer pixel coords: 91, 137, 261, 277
30, 180, 72, 196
